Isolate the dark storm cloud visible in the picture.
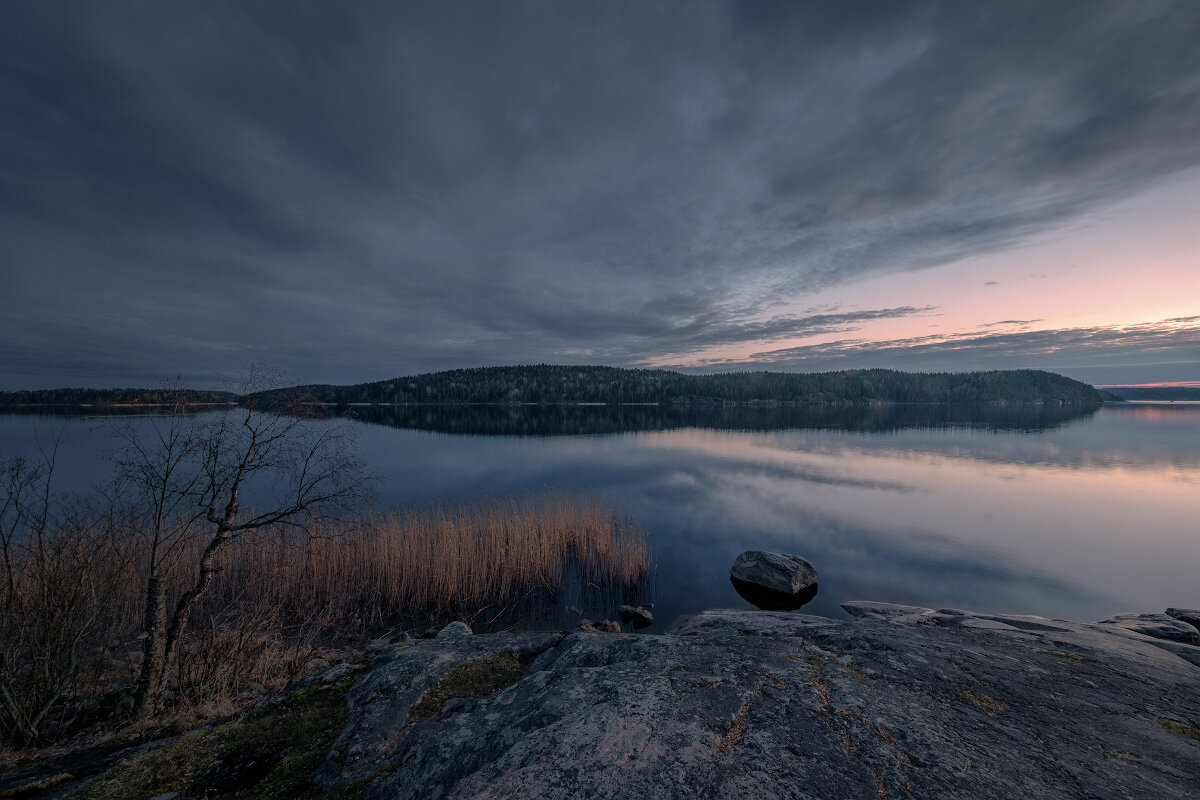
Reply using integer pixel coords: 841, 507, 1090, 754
692, 317, 1200, 385
2, 1, 1200, 387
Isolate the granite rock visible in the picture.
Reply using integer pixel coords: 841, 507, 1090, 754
729, 551, 818, 595
1166, 608, 1200, 633
1100, 612, 1200, 645
436, 621, 474, 640
314, 606, 1200, 799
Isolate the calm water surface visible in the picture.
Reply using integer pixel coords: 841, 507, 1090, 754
2, 403, 1197, 631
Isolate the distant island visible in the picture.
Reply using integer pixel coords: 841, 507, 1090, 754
0, 387, 236, 408
251, 366, 1104, 408
0, 367, 1109, 410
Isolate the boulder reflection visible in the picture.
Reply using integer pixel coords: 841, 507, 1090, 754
730, 578, 819, 611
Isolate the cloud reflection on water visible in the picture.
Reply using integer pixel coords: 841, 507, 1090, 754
2, 404, 1196, 629
341, 404, 1199, 627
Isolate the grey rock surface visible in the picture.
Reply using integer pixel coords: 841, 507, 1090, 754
1166, 608, 1200, 633
367, 637, 393, 653
317, 663, 358, 683
435, 621, 473, 640
840, 600, 936, 621
1100, 612, 1200, 645
314, 605, 1200, 799
729, 550, 818, 595
317, 633, 562, 789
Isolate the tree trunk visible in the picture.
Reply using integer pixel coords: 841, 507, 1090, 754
132, 573, 168, 717
159, 529, 230, 701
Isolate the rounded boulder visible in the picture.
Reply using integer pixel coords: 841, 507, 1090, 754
730, 551, 817, 595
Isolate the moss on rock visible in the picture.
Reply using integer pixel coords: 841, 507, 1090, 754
70, 682, 352, 800
407, 651, 529, 724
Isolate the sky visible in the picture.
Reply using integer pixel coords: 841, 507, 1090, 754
1, 1, 1198, 390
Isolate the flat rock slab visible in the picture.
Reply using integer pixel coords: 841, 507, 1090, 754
319, 608, 1200, 800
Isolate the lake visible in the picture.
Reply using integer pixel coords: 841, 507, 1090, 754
2, 402, 1197, 631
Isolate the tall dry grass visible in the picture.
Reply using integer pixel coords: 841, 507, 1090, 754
205, 493, 651, 632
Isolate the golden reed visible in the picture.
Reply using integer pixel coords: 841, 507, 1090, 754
202, 493, 651, 630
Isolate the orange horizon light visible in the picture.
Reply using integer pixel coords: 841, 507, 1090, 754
1095, 381, 1200, 388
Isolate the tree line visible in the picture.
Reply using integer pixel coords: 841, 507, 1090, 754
0, 387, 236, 407
257, 366, 1104, 407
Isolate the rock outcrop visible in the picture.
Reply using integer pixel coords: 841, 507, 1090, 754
1100, 612, 1200, 645
316, 605, 1200, 799
1166, 607, 1200, 633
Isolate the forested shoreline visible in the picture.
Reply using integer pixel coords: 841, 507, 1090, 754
256, 365, 1104, 407
0, 387, 235, 407
1, 367, 1106, 410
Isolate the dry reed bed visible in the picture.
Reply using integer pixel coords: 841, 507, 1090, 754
202, 494, 650, 630
7, 493, 648, 648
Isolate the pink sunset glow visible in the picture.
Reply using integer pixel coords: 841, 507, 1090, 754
653, 169, 1200, 386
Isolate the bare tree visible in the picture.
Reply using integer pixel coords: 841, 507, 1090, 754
114, 372, 368, 717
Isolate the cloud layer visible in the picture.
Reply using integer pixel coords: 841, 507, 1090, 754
2, 2, 1199, 387
686, 317, 1200, 385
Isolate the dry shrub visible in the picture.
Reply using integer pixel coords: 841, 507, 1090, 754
1, 454, 141, 745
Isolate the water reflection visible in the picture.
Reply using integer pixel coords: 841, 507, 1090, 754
730, 579, 818, 611
1, 404, 1196, 630
341, 402, 1101, 436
